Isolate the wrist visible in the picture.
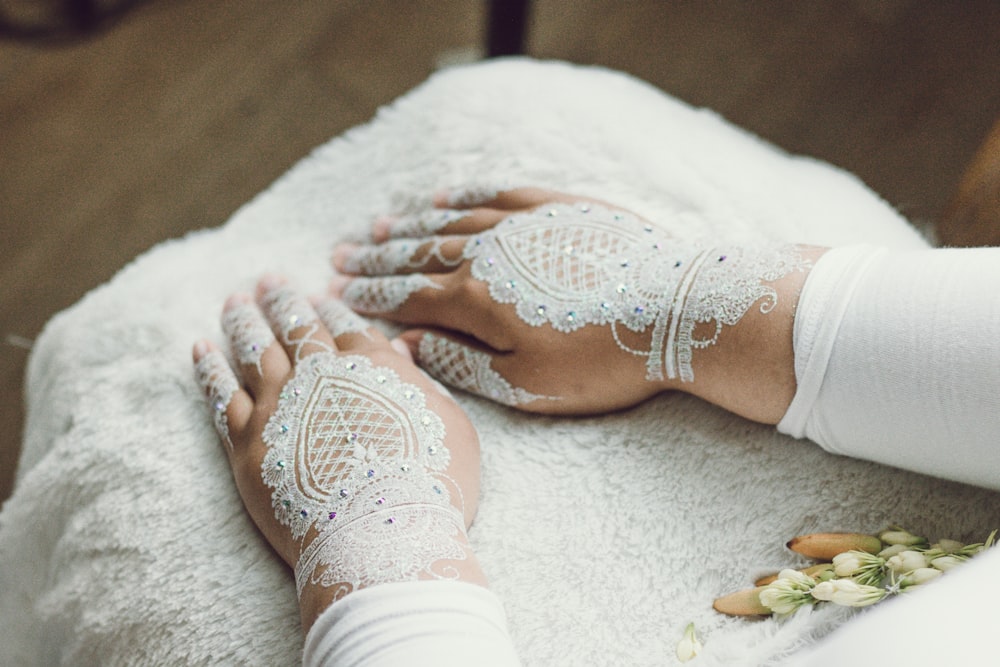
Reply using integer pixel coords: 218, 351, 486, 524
670, 245, 829, 424
297, 535, 489, 633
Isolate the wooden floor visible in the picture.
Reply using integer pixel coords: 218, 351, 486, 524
3, 0, 1000, 503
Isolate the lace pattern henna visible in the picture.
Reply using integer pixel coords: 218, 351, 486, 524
259, 285, 332, 361
314, 299, 372, 340
194, 350, 240, 450
341, 274, 442, 314
418, 332, 556, 406
222, 301, 276, 373
388, 209, 468, 239
344, 238, 463, 275
260, 352, 468, 599
463, 203, 811, 383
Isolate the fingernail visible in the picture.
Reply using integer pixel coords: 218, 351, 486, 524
372, 216, 397, 242
432, 189, 451, 207
223, 292, 252, 311
328, 273, 352, 297
332, 243, 360, 273
256, 273, 286, 297
193, 340, 210, 359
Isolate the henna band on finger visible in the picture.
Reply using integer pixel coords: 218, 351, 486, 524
417, 332, 556, 406
341, 275, 443, 314
222, 301, 276, 374
194, 350, 240, 450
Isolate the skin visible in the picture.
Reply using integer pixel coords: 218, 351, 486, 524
193, 275, 488, 634
331, 188, 828, 424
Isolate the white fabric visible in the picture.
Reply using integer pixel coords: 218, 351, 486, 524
779, 245, 1000, 490
1, 59, 996, 667
788, 544, 1000, 665
302, 581, 519, 667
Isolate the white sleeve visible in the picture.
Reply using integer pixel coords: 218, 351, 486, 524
302, 580, 521, 667
777, 244, 1000, 491
787, 544, 1000, 665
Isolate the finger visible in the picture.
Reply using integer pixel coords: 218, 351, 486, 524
376, 207, 511, 241
220, 293, 291, 400
312, 295, 388, 351
403, 329, 557, 407
256, 275, 336, 362
333, 237, 468, 276
193, 340, 253, 452
332, 271, 515, 352
433, 186, 582, 212
331, 272, 445, 318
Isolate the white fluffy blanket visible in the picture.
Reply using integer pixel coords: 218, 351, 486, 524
2, 59, 997, 666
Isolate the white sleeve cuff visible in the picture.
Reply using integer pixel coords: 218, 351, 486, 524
303, 580, 521, 667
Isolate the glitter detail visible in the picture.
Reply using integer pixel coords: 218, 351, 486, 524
194, 350, 239, 450
258, 284, 328, 362
463, 202, 811, 382
221, 301, 275, 373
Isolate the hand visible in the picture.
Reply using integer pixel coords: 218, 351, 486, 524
193, 276, 486, 632
331, 187, 819, 420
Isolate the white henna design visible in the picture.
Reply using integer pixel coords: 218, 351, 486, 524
259, 285, 331, 360
344, 238, 463, 275
222, 301, 275, 373
463, 203, 811, 383
260, 353, 468, 599
315, 298, 372, 340
341, 275, 442, 314
388, 209, 468, 239
418, 332, 556, 406
195, 350, 240, 450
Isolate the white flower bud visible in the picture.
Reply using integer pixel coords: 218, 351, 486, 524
777, 568, 815, 585
878, 543, 909, 559
880, 529, 927, 547
901, 567, 943, 587
887, 550, 929, 574
810, 581, 836, 602
809, 578, 885, 607
833, 552, 864, 577
931, 539, 964, 553
675, 623, 702, 663
759, 570, 816, 615
931, 555, 965, 572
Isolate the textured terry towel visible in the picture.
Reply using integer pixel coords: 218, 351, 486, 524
1, 59, 997, 666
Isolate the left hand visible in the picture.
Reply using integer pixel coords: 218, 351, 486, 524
330, 188, 680, 415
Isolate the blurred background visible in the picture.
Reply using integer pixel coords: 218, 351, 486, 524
3, 0, 1000, 503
